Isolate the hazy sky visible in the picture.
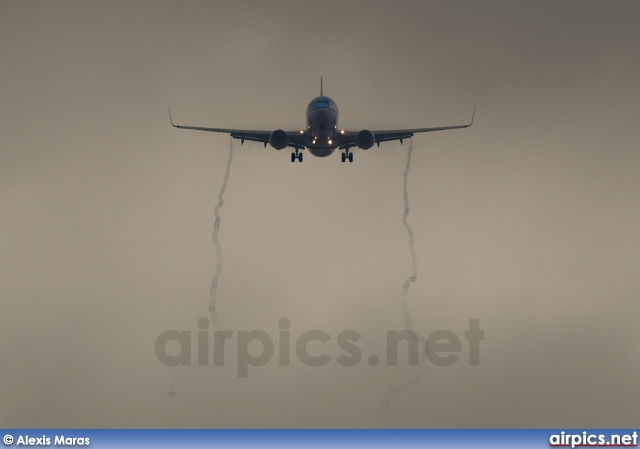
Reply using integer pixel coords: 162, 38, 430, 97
1, 1, 639, 428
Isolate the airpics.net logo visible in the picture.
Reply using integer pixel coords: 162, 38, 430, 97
155, 317, 484, 377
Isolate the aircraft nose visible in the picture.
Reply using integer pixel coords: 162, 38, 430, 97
309, 108, 332, 122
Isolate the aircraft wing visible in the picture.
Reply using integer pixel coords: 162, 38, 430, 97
168, 108, 306, 148
337, 108, 474, 149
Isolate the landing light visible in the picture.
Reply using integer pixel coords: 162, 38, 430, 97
340, 130, 345, 134
300, 130, 304, 134
328, 139, 332, 145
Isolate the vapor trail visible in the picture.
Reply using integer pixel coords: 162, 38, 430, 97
401, 138, 418, 328
168, 373, 185, 398
166, 140, 233, 401
382, 138, 429, 412
209, 138, 234, 330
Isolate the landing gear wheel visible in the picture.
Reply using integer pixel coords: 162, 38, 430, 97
341, 152, 347, 163
348, 153, 354, 163
291, 152, 296, 163
298, 153, 303, 162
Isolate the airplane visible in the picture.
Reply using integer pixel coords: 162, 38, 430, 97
169, 78, 474, 163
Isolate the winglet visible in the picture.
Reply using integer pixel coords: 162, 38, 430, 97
467, 106, 475, 127
168, 106, 177, 127
320, 77, 323, 96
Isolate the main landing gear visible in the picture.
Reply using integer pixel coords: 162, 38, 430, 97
291, 147, 303, 162
341, 149, 354, 163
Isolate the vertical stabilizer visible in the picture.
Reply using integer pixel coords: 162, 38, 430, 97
320, 77, 323, 96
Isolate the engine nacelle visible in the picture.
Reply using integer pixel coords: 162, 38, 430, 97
355, 129, 375, 150
269, 129, 289, 150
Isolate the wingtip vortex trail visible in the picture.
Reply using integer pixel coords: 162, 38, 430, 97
209, 138, 234, 331
382, 138, 429, 412
165, 139, 233, 401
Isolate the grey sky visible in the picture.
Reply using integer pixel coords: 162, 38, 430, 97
1, 1, 639, 427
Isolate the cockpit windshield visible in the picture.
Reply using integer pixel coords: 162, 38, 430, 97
307, 96, 338, 113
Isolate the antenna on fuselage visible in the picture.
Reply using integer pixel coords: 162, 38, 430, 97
320, 76, 323, 96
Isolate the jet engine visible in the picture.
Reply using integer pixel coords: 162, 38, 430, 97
355, 129, 375, 150
269, 129, 289, 150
